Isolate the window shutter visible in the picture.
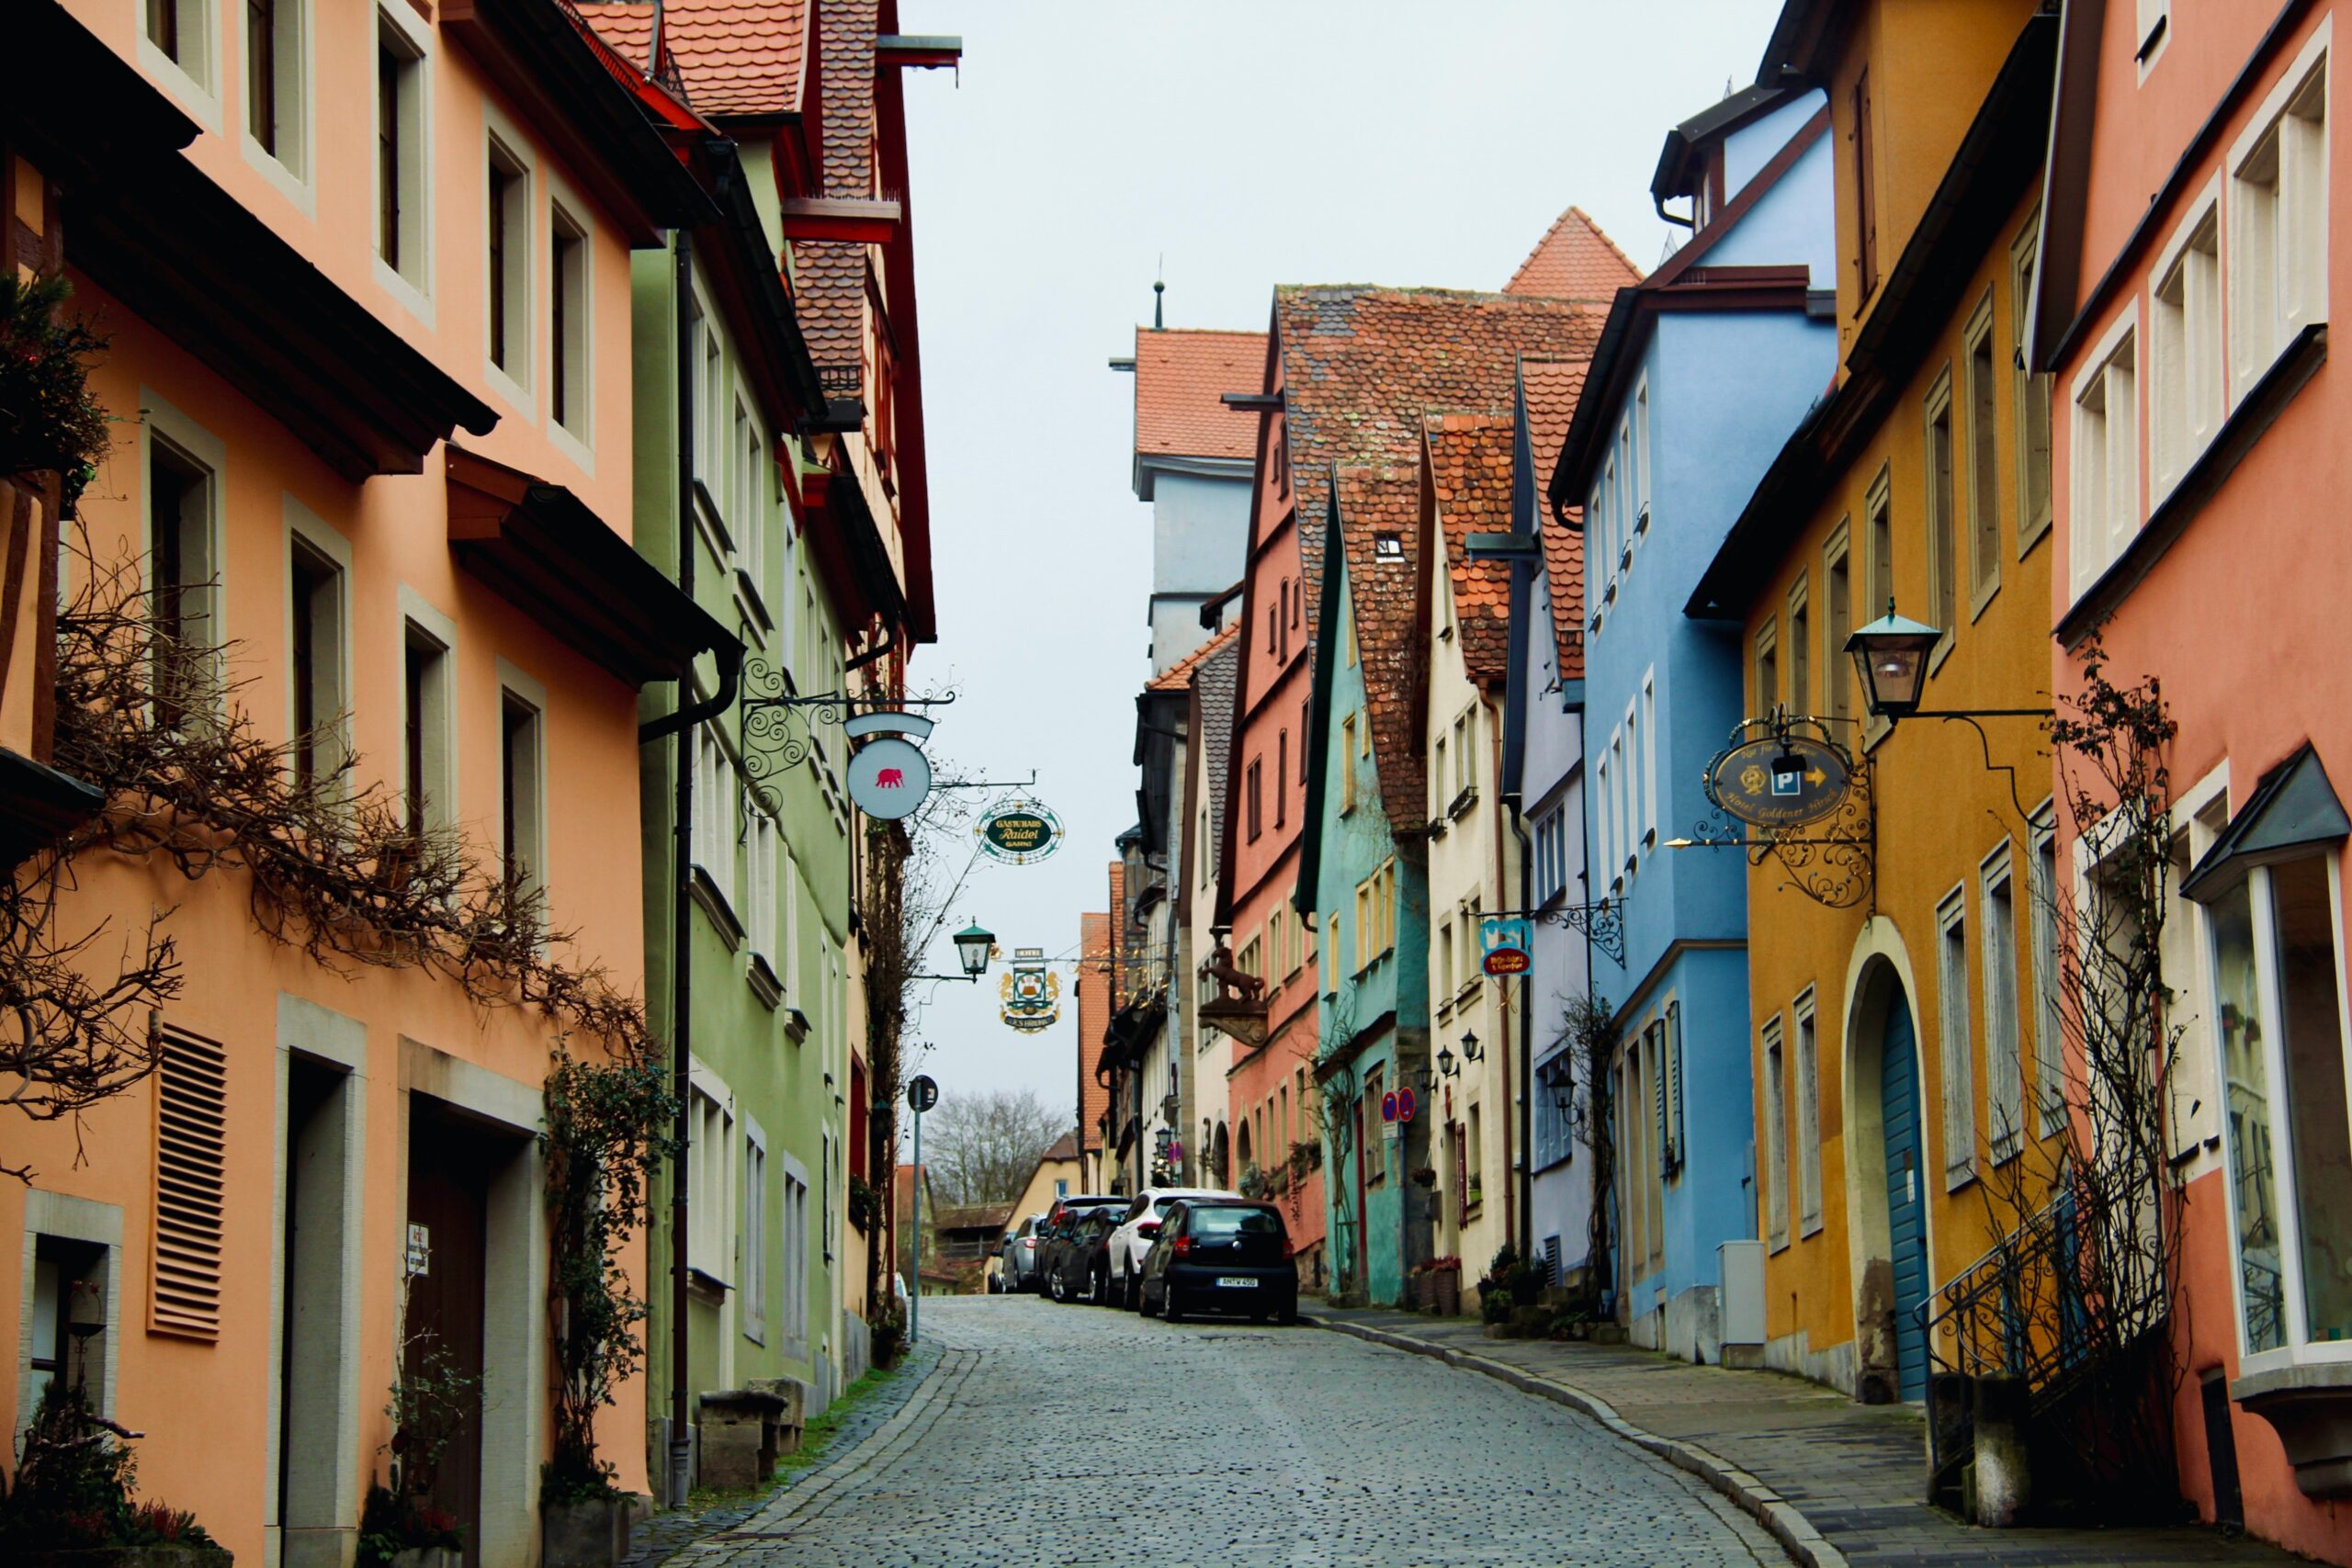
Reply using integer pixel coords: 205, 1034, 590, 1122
1669, 1003, 1687, 1165
152, 1026, 227, 1338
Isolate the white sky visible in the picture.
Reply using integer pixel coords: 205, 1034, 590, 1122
889, 1, 1781, 1143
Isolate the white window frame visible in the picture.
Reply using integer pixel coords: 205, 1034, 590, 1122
1640, 671, 1658, 848
239, 0, 313, 209
2227, 25, 2331, 400
1763, 1013, 1789, 1250
1938, 885, 1977, 1189
2149, 184, 2224, 503
141, 389, 228, 704
372, 5, 434, 322
548, 180, 595, 468
496, 659, 549, 917
482, 105, 536, 413
141, 0, 221, 127
2029, 800, 2066, 1135
2135, 0, 2171, 81
2168, 764, 2233, 1168
1633, 378, 1652, 542
1981, 843, 2025, 1165
740, 1119, 767, 1344
285, 499, 353, 792
1794, 988, 1823, 1235
396, 585, 458, 840
2066, 309, 2140, 603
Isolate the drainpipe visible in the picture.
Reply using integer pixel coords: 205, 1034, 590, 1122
1487, 699, 1516, 1257
665, 227, 696, 1512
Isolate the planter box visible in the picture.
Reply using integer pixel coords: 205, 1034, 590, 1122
1434, 1271, 1461, 1317
542, 1498, 630, 1568
19, 1551, 234, 1568
389, 1551, 458, 1568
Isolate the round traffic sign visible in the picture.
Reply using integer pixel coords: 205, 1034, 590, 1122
906, 1074, 939, 1112
1381, 1090, 1398, 1122
1396, 1087, 1418, 1122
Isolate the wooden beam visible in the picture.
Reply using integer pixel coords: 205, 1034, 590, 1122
876, 34, 963, 68
779, 197, 903, 243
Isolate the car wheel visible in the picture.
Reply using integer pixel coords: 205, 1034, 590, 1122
1123, 1266, 1140, 1312
1163, 1289, 1185, 1324
1050, 1270, 1065, 1303
1093, 1265, 1110, 1304
1276, 1301, 1298, 1326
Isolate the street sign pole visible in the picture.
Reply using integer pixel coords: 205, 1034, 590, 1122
910, 1102, 921, 1348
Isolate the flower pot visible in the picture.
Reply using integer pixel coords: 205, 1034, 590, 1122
542, 1498, 629, 1568
1434, 1270, 1461, 1317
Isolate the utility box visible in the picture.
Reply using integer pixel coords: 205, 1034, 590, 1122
1718, 1239, 1766, 1368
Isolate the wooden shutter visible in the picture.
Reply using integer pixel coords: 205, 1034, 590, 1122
1853, 70, 1879, 296
152, 1027, 227, 1338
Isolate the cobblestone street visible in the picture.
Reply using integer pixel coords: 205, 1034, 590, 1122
663, 1296, 1787, 1566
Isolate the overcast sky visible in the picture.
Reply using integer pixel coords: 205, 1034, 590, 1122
890, 1, 1781, 1149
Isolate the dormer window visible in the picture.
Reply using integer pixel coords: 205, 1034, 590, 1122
1374, 533, 1403, 561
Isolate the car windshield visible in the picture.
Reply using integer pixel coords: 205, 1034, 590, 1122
1187, 1207, 1283, 1240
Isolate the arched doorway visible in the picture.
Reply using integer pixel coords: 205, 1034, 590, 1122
1236, 1119, 1253, 1186
1211, 1121, 1230, 1187
1843, 936, 1932, 1404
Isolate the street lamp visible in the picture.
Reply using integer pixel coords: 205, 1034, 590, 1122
952, 922, 996, 978
1459, 1031, 1483, 1064
1438, 1046, 1458, 1078
1843, 603, 2052, 726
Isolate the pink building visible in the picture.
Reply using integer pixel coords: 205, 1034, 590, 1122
2035, 2, 2352, 1557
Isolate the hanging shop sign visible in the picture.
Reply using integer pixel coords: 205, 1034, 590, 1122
1000, 946, 1061, 1033
976, 798, 1063, 864
846, 734, 933, 820
1707, 731, 1851, 829
1480, 916, 1533, 976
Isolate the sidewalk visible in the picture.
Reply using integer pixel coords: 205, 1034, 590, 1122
1306, 1303, 2311, 1568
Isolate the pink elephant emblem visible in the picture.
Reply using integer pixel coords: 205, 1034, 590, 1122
876, 767, 906, 788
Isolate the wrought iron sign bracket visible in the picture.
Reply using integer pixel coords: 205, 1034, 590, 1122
1487, 900, 1629, 966
1677, 711, 1876, 910
736, 657, 955, 813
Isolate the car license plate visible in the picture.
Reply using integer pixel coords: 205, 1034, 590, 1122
1216, 1276, 1256, 1288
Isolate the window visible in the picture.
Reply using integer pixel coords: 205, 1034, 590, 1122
1938, 888, 1976, 1187
2229, 43, 2329, 395
688, 1087, 733, 1285
29, 1236, 111, 1410
501, 687, 545, 908
288, 535, 345, 790
1340, 716, 1358, 812
1534, 807, 1567, 904
2203, 852, 2352, 1356
1245, 758, 1263, 842
1634, 381, 1651, 535
1276, 731, 1288, 828
1374, 532, 1402, 561
1300, 700, 1310, 783
747, 811, 779, 969
2069, 321, 2139, 599
1432, 734, 1447, 816
2030, 810, 2064, 1134
1963, 301, 2001, 600
735, 399, 763, 585
1867, 466, 1894, 623
1825, 525, 1852, 723
401, 621, 450, 840
2136, 0, 2170, 72
1353, 879, 1371, 973
486, 136, 529, 386
152, 1028, 226, 1338
1982, 849, 2024, 1162
691, 727, 734, 906
1453, 709, 1474, 798
1787, 580, 1811, 716
1641, 673, 1657, 845
147, 431, 218, 726
1925, 374, 1957, 635
2152, 203, 2222, 501
1438, 918, 1455, 998
146, 0, 213, 95
1614, 420, 1634, 567
1595, 754, 1611, 893
1764, 1016, 1788, 1248
2010, 220, 2054, 547
1795, 991, 1822, 1234
375, 15, 425, 289
1851, 67, 1879, 300
245, 0, 305, 176
1754, 617, 1779, 716
741, 1132, 767, 1343
551, 206, 589, 440
783, 1168, 810, 1341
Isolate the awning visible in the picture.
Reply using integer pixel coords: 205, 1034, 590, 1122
446, 446, 737, 688
2183, 745, 2349, 903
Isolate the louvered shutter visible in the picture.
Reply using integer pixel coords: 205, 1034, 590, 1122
152, 1028, 227, 1338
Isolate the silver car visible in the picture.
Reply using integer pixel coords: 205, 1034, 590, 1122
997, 1212, 1047, 1292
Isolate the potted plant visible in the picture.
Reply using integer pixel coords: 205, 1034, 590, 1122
1479, 1282, 1516, 1333
847, 1174, 883, 1234
357, 1483, 462, 1568
362, 1341, 480, 1568
0, 1379, 227, 1568
1509, 1257, 1546, 1307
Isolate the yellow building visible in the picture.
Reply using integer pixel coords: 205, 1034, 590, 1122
1688, 0, 2058, 1415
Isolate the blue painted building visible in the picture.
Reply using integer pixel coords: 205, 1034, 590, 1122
1298, 465, 1432, 1308
1546, 84, 1837, 1359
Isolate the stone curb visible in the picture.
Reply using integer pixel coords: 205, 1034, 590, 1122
1303, 1314, 1849, 1568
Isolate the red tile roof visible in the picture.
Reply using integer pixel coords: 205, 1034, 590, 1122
581, 0, 810, 119
1521, 358, 1589, 682
1420, 412, 1518, 690
1505, 206, 1645, 301
1275, 288, 1604, 644
796, 0, 880, 375
1135, 329, 1266, 463
1332, 466, 1430, 834
1147, 620, 1241, 694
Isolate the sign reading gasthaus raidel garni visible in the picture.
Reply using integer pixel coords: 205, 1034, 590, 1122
976, 798, 1062, 864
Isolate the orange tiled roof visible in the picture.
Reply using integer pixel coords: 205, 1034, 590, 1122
1135, 329, 1265, 463
1147, 620, 1241, 693
1275, 288, 1603, 644
1521, 358, 1589, 682
1505, 206, 1645, 301
581, 0, 809, 119
1332, 466, 1430, 834
1421, 412, 1517, 690
797, 0, 880, 374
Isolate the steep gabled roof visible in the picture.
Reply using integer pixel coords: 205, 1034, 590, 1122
582, 0, 811, 119
1332, 466, 1429, 836
1521, 358, 1589, 682
1135, 329, 1264, 465
1194, 638, 1239, 898
1148, 619, 1240, 693
1274, 288, 1604, 645
1503, 206, 1644, 301
797, 0, 878, 375
1420, 412, 1518, 690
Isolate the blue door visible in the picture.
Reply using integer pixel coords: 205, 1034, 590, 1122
1880, 1002, 1929, 1400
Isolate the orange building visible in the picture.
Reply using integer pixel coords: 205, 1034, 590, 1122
3, 3, 723, 1563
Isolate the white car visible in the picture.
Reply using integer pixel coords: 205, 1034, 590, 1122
1109, 1187, 1241, 1309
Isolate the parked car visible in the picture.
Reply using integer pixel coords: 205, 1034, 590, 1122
1108, 1186, 1241, 1308
1047, 1209, 1122, 1303
1036, 1195, 1126, 1298
1138, 1199, 1298, 1324
998, 1213, 1047, 1292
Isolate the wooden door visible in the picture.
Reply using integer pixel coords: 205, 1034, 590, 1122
404, 1108, 492, 1568
1880, 1005, 1930, 1401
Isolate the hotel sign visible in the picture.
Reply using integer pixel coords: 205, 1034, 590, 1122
1707, 733, 1851, 829
977, 799, 1063, 864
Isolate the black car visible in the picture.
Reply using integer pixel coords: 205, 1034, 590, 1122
1048, 1209, 1120, 1303
1036, 1196, 1125, 1298
1139, 1200, 1298, 1324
